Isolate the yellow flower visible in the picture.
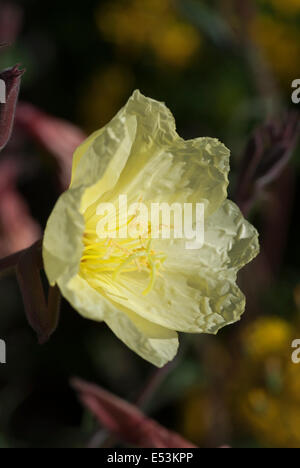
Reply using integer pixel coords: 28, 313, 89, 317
251, 16, 300, 82
239, 363, 300, 447
242, 317, 292, 360
236, 317, 300, 447
96, 0, 202, 68
268, 0, 300, 15
150, 21, 201, 68
43, 90, 259, 367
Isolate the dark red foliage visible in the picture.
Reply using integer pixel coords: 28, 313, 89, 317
71, 378, 197, 448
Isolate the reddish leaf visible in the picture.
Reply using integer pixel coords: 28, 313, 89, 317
0, 2, 23, 44
16, 241, 48, 343
0, 159, 41, 257
0, 236, 61, 342
0, 65, 24, 151
16, 240, 61, 344
71, 378, 197, 448
46, 284, 61, 339
0, 157, 18, 191
16, 103, 86, 188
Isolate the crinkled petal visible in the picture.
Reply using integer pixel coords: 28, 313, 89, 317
162, 200, 259, 273
104, 134, 230, 217
71, 128, 104, 183
57, 272, 109, 322
104, 306, 179, 367
72, 114, 137, 213
72, 91, 229, 216
70, 90, 179, 212
205, 199, 259, 270
54, 269, 178, 367
43, 188, 85, 286
92, 268, 245, 334
89, 199, 257, 333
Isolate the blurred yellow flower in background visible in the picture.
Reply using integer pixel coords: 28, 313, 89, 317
237, 317, 300, 447
150, 21, 200, 69
242, 317, 292, 360
267, 0, 300, 15
43, 90, 259, 367
240, 370, 300, 448
251, 15, 300, 83
96, 0, 202, 68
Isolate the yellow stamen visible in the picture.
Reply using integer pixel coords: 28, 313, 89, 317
80, 198, 166, 295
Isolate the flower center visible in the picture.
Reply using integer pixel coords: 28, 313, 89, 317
80, 203, 166, 295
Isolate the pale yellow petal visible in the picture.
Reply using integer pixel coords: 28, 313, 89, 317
57, 273, 109, 322
72, 113, 137, 212
70, 90, 179, 212
43, 187, 85, 286
104, 306, 179, 367
55, 268, 178, 367
206, 199, 259, 270
93, 268, 244, 334
90, 199, 257, 333
162, 200, 259, 273
106, 136, 230, 217
71, 91, 229, 216
70, 128, 104, 185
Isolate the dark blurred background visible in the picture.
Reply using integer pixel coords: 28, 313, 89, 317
0, 0, 300, 448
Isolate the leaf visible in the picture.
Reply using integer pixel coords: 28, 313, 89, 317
0, 2, 23, 44
0, 159, 41, 257
16, 240, 61, 344
16, 103, 86, 188
71, 378, 197, 448
0, 65, 24, 151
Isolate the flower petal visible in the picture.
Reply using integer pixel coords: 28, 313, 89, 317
97, 268, 245, 334
87, 199, 258, 334
43, 187, 85, 286
71, 128, 104, 184
71, 91, 229, 216
57, 272, 108, 322
106, 133, 230, 217
163, 200, 260, 273
105, 306, 179, 367
206, 199, 260, 270
54, 270, 179, 367
70, 90, 178, 211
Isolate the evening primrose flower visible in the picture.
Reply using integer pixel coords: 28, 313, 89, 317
43, 90, 259, 367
